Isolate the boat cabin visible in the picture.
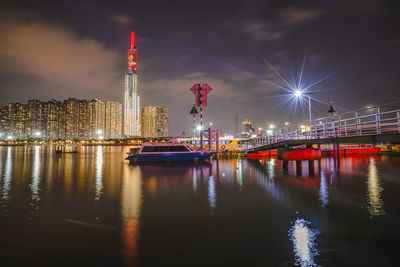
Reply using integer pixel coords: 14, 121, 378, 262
139, 143, 195, 153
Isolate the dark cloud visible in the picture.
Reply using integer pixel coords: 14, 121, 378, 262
0, 21, 122, 102
111, 15, 135, 27
279, 8, 321, 24
242, 21, 286, 42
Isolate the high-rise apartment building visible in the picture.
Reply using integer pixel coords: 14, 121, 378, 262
45, 99, 64, 140
141, 106, 168, 138
0, 98, 122, 141
90, 98, 105, 139
105, 101, 122, 139
124, 31, 140, 137
63, 98, 79, 140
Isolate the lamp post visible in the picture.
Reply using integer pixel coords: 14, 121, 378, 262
294, 90, 312, 127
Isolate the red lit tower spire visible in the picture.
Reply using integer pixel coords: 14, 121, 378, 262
124, 31, 140, 137
127, 31, 137, 72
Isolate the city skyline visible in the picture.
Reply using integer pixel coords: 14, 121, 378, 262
0, 0, 399, 136
0, 97, 123, 140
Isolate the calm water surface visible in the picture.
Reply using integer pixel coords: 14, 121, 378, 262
0, 146, 400, 266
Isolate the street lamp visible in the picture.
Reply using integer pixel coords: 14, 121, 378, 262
294, 90, 312, 126
196, 125, 202, 131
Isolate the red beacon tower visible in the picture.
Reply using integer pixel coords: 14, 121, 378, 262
190, 82, 212, 128
127, 32, 137, 72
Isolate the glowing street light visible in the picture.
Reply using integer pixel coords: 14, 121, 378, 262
269, 124, 275, 129
285, 121, 290, 126
34, 131, 41, 137
196, 125, 202, 131
294, 90, 312, 127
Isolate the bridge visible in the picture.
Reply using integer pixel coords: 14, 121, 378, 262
241, 103, 400, 153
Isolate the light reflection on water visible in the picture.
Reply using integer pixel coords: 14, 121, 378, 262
121, 164, 142, 266
29, 146, 41, 218
319, 171, 329, 208
95, 146, 103, 201
208, 175, 216, 212
236, 159, 243, 189
289, 218, 319, 267
0, 146, 399, 266
367, 158, 384, 217
30, 146, 41, 203
1, 147, 12, 204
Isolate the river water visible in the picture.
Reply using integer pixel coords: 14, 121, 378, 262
0, 146, 400, 266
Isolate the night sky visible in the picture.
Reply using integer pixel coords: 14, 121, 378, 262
1, 0, 399, 135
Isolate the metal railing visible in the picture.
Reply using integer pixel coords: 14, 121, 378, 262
240, 104, 400, 150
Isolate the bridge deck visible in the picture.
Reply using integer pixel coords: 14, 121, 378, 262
244, 133, 400, 152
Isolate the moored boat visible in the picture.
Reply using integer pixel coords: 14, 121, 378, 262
125, 142, 213, 162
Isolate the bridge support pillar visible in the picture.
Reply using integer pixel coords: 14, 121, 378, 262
318, 159, 321, 174
296, 160, 302, 176
308, 160, 315, 177
336, 143, 340, 159
282, 160, 288, 175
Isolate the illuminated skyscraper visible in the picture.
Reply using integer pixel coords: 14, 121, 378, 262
90, 98, 105, 139
105, 101, 122, 139
124, 31, 140, 137
141, 106, 168, 138
242, 118, 255, 138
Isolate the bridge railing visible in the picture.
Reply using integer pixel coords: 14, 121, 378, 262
240, 104, 400, 150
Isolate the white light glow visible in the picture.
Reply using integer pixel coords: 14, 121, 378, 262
95, 146, 103, 201
208, 176, 216, 212
294, 90, 302, 97
289, 218, 319, 267
367, 158, 384, 217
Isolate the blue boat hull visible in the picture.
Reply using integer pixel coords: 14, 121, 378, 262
125, 152, 213, 161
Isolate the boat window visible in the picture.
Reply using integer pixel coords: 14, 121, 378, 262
142, 145, 189, 152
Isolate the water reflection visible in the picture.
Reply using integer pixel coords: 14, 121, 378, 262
95, 146, 103, 201
30, 146, 41, 203
319, 171, 328, 208
267, 158, 275, 180
236, 159, 243, 189
208, 175, 216, 212
289, 218, 319, 267
192, 166, 197, 192
250, 159, 284, 202
121, 163, 142, 265
367, 158, 384, 217
1, 147, 13, 204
